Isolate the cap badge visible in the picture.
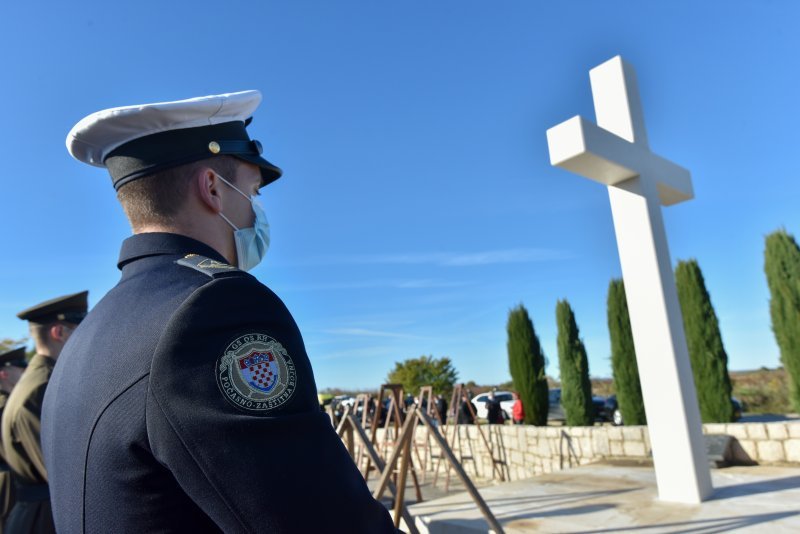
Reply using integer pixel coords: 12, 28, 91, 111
208, 141, 221, 154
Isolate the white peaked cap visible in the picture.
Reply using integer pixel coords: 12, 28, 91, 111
65, 90, 282, 190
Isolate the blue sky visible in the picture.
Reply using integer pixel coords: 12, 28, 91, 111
1, 2, 798, 390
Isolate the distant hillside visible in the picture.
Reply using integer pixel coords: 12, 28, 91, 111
729, 367, 791, 414
589, 367, 791, 414
322, 367, 793, 415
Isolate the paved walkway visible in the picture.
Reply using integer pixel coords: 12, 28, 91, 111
406, 462, 800, 533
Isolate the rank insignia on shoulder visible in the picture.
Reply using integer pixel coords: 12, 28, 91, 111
176, 254, 239, 277
216, 333, 297, 413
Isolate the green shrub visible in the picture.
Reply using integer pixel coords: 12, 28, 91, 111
507, 304, 549, 425
675, 259, 734, 423
607, 279, 646, 425
764, 230, 800, 412
556, 300, 594, 426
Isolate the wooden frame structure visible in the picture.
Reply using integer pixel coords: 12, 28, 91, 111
363, 384, 403, 479
434, 384, 506, 489
414, 386, 443, 480
336, 404, 504, 533
361, 384, 423, 502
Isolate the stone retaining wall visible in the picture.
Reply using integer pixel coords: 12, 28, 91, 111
704, 421, 800, 464
373, 421, 800, 482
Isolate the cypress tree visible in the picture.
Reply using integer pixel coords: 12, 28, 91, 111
607, 279, 646, 425
507, 304, 549, 425
675, 259, 734, 423
764, 229, 800, 412
556, 300, 594, 426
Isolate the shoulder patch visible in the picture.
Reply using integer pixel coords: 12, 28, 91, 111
176, 254, 239, 277
216, 333, 297, 413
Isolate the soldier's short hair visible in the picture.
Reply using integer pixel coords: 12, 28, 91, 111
117, 156, 241, 230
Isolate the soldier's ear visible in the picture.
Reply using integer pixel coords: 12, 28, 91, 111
196, 167, 224, 214
50, 322, 76, 343
49, 324, 64, 342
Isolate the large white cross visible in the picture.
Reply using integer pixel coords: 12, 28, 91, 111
546, 56, 712, 504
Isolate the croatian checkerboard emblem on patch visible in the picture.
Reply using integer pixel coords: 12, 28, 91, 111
217, 333, 297, 412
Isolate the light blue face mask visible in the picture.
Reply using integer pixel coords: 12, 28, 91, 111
216, 174, 270, 271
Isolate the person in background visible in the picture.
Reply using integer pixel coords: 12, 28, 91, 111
512, 391, 525, 425
0, 347, 28, 533
457, 392, 475, 424
435, 394, 448, 426
3, 292, 88, 534
485, 390, 504, 424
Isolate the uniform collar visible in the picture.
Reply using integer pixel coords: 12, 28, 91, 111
117, 233, 228, 270
29, 353, 55, 369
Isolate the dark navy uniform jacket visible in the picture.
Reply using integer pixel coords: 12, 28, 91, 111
41, 233, 395, 533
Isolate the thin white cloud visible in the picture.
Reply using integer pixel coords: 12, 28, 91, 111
394, 279, 471, 288
322, 327, 420, 339
278, 278, 473, 292
441, 249, 571, 266
292, 247, 573, 267
312, 345, 393, 361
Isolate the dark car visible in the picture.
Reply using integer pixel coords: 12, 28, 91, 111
732, 397, 744, 420
603, 395, 625, 426
604, 395, 744, 425
548, 388, 608, 422
353, 397, 392, 427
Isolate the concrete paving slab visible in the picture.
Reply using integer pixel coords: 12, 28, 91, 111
407, 462, 800, 533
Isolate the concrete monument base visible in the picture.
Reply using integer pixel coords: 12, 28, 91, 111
406, 462, 800, 533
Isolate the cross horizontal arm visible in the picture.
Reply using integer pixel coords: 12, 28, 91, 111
546, 116, 693, 206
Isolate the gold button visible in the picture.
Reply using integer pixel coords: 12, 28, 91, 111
208, 141, 221, 154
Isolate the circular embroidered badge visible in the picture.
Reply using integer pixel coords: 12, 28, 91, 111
217, 333, 297, 412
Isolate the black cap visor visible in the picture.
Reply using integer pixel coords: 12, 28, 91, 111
234, 153, 282, 187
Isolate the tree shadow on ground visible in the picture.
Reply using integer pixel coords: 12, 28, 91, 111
426, 503, 619, 533
420, 503, 798, 534
575, 510, 799, 533
409, 487, 638, 515
709, 475, 800, 501
504, 502, 618, 522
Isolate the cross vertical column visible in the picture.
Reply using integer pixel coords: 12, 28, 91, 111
609, 178, 712, 503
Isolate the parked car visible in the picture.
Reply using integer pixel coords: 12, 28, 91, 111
471, 391, 515, 421
604, 395, 744, 425
333, 395, 355, 409
471, 389, 605, 423
732, 397, 744, 421
548, 388, 607, 422
603, 395, 625, 426
352, 396, 392, 426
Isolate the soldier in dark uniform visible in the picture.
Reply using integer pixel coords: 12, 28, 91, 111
0, 347, 27, 533
434, 394, 448, 425
457, 392, 475, 425
42, 91, 396, 533
485, 391, 504, 424
3, 292, 88, 534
